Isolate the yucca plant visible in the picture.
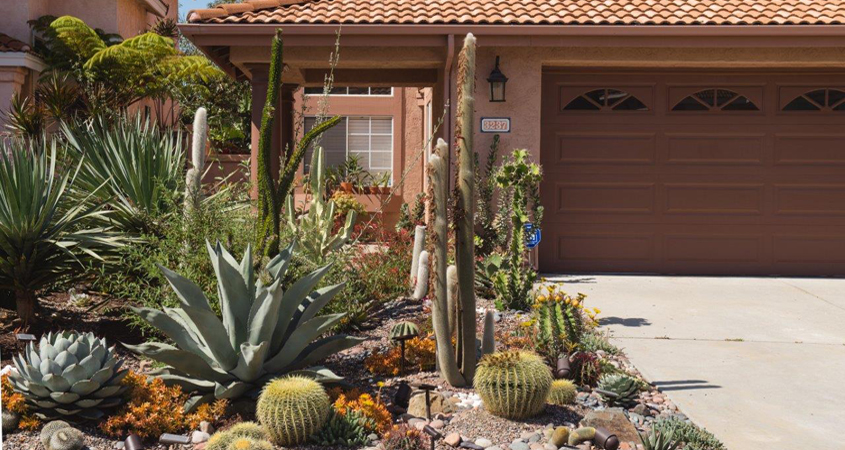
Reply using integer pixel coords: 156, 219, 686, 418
0, 139, 122, 324
124, 241, 364, 411
62, 115, 184, 233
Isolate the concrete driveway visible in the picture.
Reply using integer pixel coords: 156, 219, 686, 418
542, 275, 845, 450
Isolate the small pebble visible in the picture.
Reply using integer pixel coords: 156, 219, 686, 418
475, 438, 493, 448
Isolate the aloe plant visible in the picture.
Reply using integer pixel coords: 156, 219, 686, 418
124, 241, 363, 411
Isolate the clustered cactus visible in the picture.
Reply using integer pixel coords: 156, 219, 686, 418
474, 351, 553, 419
257, 376, 331, 446
312, 408, 374, 447
597, 373, 640, 407
40, 421, 84, 450
535, 286, 587, 359
284, 147, 356, 264
206, 422, 269, 450
548, 379, 577, 406
8, 331, 127, 420
124, 242, 362, 410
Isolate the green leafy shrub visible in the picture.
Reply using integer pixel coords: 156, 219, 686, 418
652, 418, 725, 450
9, 332, 128, 420
124, 242, 363, 410
0, 139, 122, 325
257, 376, 331, 446
474, 351, 552, 419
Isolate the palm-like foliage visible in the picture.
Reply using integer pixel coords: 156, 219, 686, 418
62, 116, 185, 233
124, 242, 363, 411
0, 139, 123, 324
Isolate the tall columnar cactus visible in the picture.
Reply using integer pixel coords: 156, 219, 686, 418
284, 147, 356, 264
474, 351, 553, 419
453, 32, 478, 384
411, 250, 430, 300
255, 30, 342, 257
256, 376, 331, 446
410, 225, 426, 288
185, 107, 207, 213
482, 309, 496, 355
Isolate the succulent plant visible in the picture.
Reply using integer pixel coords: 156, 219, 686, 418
2, 408, 19, 433
638, 428, 680, 450
312, 408, 373, 447
548, 379, 577, 406
257, 376, 331, 446
568, 427, 596, 446
652, 418, 725, 450
570, 352, 602, 387
474, 351, 552, 419
390, 322, 420, 341
124, 242, 363, 411
206, 422, 269, 450
9, 332, 127, 421
227, 437, 274, 450
597, 373, 640, 407
40, 421, 84, 450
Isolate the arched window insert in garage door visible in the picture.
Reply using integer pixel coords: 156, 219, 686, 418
672, 88, 759, 111
562, 88, 649, 111
783, 88, 845, 111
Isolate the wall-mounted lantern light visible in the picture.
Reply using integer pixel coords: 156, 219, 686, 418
487, 56, 508, 102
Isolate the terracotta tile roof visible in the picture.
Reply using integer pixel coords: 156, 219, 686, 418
0, 33, 32, 53
187, 0, 845, 25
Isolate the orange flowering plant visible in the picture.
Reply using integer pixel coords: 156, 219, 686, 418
101, 371, 227, 439
333, 390, 392, 435
1, 374, 39, 430
364, 336, 435, 376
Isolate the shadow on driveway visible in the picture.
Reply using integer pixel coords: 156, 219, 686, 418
653, 380, 722, 392
598, 316, 652, 327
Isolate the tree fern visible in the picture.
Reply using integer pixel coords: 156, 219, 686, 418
49, 16, 106, 61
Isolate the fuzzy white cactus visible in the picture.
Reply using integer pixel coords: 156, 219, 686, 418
412, 250, 430, 300
185, 107, 207, 212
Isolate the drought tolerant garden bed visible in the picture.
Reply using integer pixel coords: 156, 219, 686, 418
1, 23, 724, 450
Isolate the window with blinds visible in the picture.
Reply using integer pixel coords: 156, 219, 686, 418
303, 87, 393, 96
304, 116, 393, 183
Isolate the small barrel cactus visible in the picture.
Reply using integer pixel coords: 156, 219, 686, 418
257, 376, 331, 446
40, 421, 84, 450
9, 331, 127, 420
548, 379, 577, 406
390, 322, 420, 341
206, 422, 268, 450
474, 351, 553, 419
597, 374, 640, 407
2, 408, 19, 433
228, 437, 274, 450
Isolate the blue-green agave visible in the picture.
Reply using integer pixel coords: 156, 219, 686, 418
124, 241, 363, 411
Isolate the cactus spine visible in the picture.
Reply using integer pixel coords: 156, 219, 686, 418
185, 107, 207, 213
256, 376, 331, 446
482, 309, 495, 355
412, 250, 430, 300
474, 351, 552, 419
410, 225, 426, 288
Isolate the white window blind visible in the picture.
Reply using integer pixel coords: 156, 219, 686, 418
304, 116, 393, 183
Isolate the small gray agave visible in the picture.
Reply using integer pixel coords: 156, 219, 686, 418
8, 331, 128, 420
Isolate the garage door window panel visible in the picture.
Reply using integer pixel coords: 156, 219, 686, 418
562, 88, 649, 112
672, 89, 760, 112
783, 88, 845, 112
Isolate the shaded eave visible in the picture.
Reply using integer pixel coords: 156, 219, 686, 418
178, 23, 845, 80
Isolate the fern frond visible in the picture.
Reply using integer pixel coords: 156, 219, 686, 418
50, 16, 106, 60
158, 55, 224, 84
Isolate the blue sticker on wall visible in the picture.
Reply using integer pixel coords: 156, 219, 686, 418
524, 223, 541, 249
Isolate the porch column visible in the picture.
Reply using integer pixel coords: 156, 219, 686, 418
280, 84, 297, 161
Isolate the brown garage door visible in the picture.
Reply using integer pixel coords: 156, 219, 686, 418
539, 71, 845, 276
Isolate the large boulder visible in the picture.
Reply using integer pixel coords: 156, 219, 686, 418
581, 408, 640, 444
408, 391, 455, 418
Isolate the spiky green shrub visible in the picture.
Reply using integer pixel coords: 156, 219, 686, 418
638, 428, 680, 450
206, 422, 268, 450
597, 373, 640, 407
312, 408, 373, 447
390, 322, 420, 341
62, 115, 185, 233
257, 376, 331, 446
124, 242, 363, 410
474, 351, 552, 419
9, 332, 127, 420
0, 139, 122, 325
284, 147, 356, 264
652, 418, 725, 450
548, 379, 577, 406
